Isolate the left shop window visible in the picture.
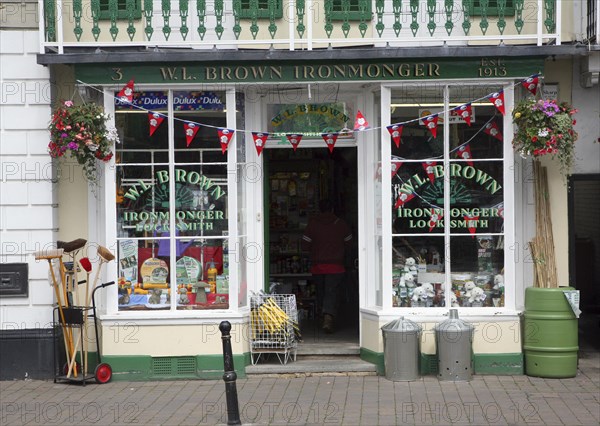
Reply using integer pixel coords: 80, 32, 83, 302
115, 90, 230, 311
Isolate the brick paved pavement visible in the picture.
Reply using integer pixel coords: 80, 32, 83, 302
1, 348, 597, 426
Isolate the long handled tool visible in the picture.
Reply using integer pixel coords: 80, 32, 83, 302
58, 239, 87, 378
79, 257, 93, 374
35, 249, 76, 376
88, 246, 116, 307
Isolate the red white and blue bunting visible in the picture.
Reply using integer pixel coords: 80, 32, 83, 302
99, 73, 542, 157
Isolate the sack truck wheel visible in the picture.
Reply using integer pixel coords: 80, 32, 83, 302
63, 362, 82, 376
94, 363, 112, 384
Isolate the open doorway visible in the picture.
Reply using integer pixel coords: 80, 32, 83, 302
264, 147, 359, 346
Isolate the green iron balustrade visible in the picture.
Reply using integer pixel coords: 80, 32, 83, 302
43, 0, 560, 50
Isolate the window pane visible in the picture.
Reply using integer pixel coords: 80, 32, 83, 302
391, 85, 444, 160
392, 236, 445, 308
449, 85, 504, 160
117, 238, 173, 311
450, 235, 504, 307
392, 161, 444, 234
449, 161, 504, 235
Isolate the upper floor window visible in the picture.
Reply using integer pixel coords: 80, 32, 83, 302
470, 0, 516, 16
330, 0, 373, 21
238, 0, 283, 19
99, 0, 142, 20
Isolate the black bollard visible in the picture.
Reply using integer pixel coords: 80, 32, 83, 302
219, 321, 241, 425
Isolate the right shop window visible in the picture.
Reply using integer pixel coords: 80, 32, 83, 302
390, 84, 506, 308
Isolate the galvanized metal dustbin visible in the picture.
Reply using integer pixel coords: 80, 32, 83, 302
435, 309, 475, 381
381, 316, 422, 381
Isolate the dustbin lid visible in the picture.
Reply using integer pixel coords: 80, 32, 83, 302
382, 316, 422, 333
434, 309, 474, 332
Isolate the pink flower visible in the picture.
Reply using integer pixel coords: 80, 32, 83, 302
64, 100, 74, 107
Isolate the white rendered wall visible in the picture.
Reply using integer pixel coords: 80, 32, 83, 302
0, 29, 56, 329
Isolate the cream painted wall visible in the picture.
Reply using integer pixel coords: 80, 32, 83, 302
101, 322, 251, 356
52, 65, 90, 242
537, 59, 573, 287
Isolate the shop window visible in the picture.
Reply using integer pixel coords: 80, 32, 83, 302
114, 90, 231, 311
237, 0, 283, 19
330, 0, 373, 21
469, 0, 516, 16
389, 85, 507, 309
98, 0, 142, 20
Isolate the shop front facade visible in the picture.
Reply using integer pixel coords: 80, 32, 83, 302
45, 55, 548, 379
2, 0, 598, 380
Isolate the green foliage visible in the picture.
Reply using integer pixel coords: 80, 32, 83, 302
512, 98, 578, 176
48, 101, 118, 182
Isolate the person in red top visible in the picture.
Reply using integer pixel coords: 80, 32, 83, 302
302, 199, 352, 333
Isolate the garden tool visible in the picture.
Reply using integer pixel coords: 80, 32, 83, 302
35, 248, 76, 376
79, 257, 93, 373
58, 239, 87, 306
88, 246, 115, 307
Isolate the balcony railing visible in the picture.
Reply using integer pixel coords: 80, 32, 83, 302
40, 0, 561, 54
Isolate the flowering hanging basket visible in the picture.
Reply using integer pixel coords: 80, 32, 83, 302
48, 101, 118, 182
512, 99, 578, 176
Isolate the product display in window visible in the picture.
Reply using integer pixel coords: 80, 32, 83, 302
116, 239, 229, 310
391, 235, 504, 308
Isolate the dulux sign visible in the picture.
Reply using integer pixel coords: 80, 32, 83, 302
115, 91, 224, 111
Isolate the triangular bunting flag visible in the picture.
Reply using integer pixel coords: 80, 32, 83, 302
321, 132, 339, 154
391, 161, 402, 178
487, 90, 506, 115
464, 215, 480, 238
451, 103, 472, 126
218, 128, 234, 154
483, 121, 503, 141
394, 191, 415, 209
422, 161, 437, 184
183, 122, 200, 147
428, 209, 443, 232
386, 124, 404, 148
251, 132, 269, 156
286, 134, 303, 152
422, 114, 439, 138
457, 144, 474, 167
117, 79, 135, 103
521, 74, 540, 96
354, 110, 369, 131
148, 112, 165, 136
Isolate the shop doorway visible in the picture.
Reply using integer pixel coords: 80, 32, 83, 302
264, 147, 359, 345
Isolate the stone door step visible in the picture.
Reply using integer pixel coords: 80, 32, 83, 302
245, 356, 377, 376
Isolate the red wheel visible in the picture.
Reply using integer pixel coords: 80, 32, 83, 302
94, 363, 112, 384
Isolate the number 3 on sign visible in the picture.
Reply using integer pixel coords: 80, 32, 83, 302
111, 68, 123, 81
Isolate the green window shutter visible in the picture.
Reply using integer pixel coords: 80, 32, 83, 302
330, 0, 373, 21
99, 0, 142, 20
238, 0, 283, 19
470, 0, 515, 16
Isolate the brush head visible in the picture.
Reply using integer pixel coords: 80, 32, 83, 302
34, 248, 64, 260
57, 238, 87, 253
79, 257, 92, 273
97, 245, 115, 262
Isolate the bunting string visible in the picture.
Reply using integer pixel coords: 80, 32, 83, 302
76, 73, 541, 155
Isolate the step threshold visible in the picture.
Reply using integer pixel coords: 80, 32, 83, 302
246, 357, 377, 376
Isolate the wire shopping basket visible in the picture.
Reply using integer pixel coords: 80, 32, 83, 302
249, 293, 300, 365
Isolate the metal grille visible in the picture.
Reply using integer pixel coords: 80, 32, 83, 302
250, 293, 298, 365
152, 357, 173, 376
152, 356, 196, 376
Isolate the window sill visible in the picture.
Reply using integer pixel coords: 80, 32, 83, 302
360, 306, 521, 322
100, 307, 250, 325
